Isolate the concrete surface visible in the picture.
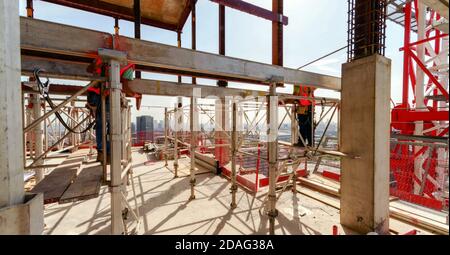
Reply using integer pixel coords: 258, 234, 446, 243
42, 151, 348, 235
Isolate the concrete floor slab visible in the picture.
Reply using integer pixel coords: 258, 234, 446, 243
43, 151, 350, 235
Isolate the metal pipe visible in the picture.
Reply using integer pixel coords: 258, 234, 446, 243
164, 108, 169, 166
230, 102, 238, 208
101, 83, 107, 182
109, 59, 124, 235
189, 96, 197, 200
267, 82, 278, 235
26, 115, 89, 168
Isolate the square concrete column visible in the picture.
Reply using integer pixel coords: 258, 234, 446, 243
340, 54, 391, 234
0, 0, 25, 209
0, 0, 43, 235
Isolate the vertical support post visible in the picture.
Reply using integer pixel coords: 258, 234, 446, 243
267, 83, 278, 235
101, 83, 107, 182
230, 102, 238, 208
173, 97, 182, 178
414, 2, 426, 193
189, 95, 197, 200
134, 0, 141, 79
177, 31, 182, 84
191, 1, 197, 85
108, 59, 124, 235
402, 2, 411, 106
114, 18, 120, 35
33, 90, 44, 183
26, 0, 33, 18
272, 0, 283, 66
164, 107, 169, 167
0, 0, 25, 208
290, 105, 297, 145
217, 4, 227, 87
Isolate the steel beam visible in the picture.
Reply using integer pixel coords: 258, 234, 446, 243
20, 17, 341, 91
210, 0, 288, 25
272, 0, 283, 66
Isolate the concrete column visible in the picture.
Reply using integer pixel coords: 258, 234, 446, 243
0, 0, 43, 235
340, 54, 391, 234
0, 0, 25, 208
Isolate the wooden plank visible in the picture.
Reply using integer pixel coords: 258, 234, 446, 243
30, 154, 84, 204
296, 186, 436, 235
59, 164, 103, 204
20, 17, 341, 91
31, 167, 78, 204
389, 207, 449, 235
390, 201, 448, 224
194, 152, 218, 168
298, 177, 340, 197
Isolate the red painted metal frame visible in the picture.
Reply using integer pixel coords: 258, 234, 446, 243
391, 0, 449, 211
210, 0, 288, 25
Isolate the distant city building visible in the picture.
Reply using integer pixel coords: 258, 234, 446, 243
131, 122, 136, 134
137, 115, 154, 142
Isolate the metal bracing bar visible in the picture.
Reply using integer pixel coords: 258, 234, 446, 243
315, 103, 338, 127
101, 83, 107, 182
313, 106, 338, 156
23, 81, 97, 133
267, 82, 278, 235
101, 50, 126, 235
189, 96, 197, 200
24, 164, 59, 170
26, 115, 89, 168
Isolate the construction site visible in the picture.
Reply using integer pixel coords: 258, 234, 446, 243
0, 0, 449, 236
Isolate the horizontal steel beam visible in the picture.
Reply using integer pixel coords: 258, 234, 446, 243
20, 17, 341, 91
210, 0, 288, 25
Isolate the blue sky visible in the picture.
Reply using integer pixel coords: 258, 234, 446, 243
19, 0, 407, 120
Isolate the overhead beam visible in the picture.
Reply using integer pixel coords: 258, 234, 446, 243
210, 0, 288, 25
20, 17, 341, 91
127, 79, 265, 98
420, 0, 449, 20
177, 0, 197, 31
40, 0, 179, 31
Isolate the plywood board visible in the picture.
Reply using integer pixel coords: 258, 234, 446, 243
59, 164, 103, 204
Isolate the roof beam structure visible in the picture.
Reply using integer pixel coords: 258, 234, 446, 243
20, 17, 341, 91
420, 0, 449, 20
210, 0, 288, 25
40, 0, 180, 31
